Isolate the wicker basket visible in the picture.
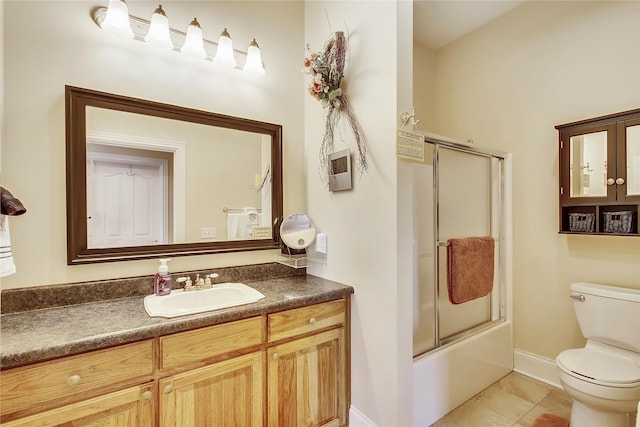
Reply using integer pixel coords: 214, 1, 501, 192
568, 213, 595, 232
602, 211, 634, 233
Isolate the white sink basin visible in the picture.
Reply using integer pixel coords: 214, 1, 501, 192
144, 283, 265, 318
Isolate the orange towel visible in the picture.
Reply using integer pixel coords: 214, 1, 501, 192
447, 236, 495, 304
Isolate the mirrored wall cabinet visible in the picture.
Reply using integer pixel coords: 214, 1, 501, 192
557, 108, 640, 235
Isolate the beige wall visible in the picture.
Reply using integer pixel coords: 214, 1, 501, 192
304, 1, 413, 425
1, 1, 305, 288
0, 2, 3, 181
413, 41, 437, 131
414, 0, 640, 360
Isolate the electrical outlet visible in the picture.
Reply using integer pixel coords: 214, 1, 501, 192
315, 233, 327, 254
200, 227, 216, 239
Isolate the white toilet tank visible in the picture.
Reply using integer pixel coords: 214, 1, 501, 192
571, 282, 640, 353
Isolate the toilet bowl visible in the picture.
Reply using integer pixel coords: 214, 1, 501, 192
556, 282, 640, 427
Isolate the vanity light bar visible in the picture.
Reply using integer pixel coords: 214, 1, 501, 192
91, 3, 266, 75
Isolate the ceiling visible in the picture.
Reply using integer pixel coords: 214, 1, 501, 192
414, 1, 527, 50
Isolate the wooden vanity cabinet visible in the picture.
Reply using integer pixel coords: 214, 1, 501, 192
157, 299, 350, 427
557, 108, 640, 235
0, 298, 351, 427
267, 299, 349, 427
158, 317, 264, 427
0, 339, 155, 426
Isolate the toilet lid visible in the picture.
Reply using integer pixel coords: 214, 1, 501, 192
557, 348, 640, 386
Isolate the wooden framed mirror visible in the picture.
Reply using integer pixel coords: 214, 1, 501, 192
66, 85, 283, 264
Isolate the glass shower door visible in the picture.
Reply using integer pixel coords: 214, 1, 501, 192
436, 146, 499, 343
413, 142, 504, 357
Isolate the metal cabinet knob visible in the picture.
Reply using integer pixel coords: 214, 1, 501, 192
607, 178, 616, 186
164, 384, 174, 394
272, 353, 279, 361
616, 177, 625, 185
309, 317, 316, 325
67, 374, 81, 386
142, 391, 153, 401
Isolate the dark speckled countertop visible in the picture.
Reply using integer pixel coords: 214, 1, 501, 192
0, 264, 353, 369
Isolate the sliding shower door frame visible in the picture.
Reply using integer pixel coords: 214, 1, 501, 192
428, 136, 507, 354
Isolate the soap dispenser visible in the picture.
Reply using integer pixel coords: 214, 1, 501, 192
154, 258, 172, 296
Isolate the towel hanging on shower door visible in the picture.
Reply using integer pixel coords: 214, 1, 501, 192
446, 236, 495, 304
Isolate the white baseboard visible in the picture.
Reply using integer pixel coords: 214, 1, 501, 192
513, 348, 562, 388
349, 405, 378, 427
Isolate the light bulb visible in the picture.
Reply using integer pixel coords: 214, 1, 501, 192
213, 28, 237, 68
100, 0, 134, 38
243, 39, 265, 75
144, 5, 173, 50
180, 18, 207, 59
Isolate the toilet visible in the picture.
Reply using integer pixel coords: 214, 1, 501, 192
556, 282, 640, 427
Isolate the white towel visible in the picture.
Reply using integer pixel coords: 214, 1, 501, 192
227, 213, 249, 240
0, 215, 16, 277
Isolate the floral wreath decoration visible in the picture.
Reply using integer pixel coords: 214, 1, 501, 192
304, 31, 368, 186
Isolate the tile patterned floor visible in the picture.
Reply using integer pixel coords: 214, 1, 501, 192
431, 372, 572, 427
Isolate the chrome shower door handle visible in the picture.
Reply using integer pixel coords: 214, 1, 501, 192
570, 294, 585, 302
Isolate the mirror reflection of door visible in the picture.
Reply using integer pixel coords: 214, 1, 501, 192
85, 106, 264, 246
87, 151, 169, 248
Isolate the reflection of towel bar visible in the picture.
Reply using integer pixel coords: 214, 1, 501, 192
436, 238, 498, 247
223, 207, 263, 214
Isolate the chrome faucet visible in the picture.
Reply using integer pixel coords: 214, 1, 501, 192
177, 273, 219, 292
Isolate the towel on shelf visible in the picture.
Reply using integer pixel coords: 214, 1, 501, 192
446, 236, 495, 304
0, 187, 26, 216
227, 208, 260, 239
0, 215, 16, 277
243, 207, 259, 225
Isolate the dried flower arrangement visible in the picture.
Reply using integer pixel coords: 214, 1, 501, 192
304, 31, 368, 187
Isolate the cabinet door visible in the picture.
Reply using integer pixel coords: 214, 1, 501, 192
268, 328, 346, 427
618, 117, 640, 202
160, 351, 263, 427
560, 124, 616, 204
1, 384, 154, 427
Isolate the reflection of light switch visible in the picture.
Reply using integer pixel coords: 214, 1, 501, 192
200, 227, 216, 239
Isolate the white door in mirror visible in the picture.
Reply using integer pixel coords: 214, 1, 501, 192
143, 283, 265, 318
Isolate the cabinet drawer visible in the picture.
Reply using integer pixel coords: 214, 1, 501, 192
160, 316, 263, 370
0, 339, 153, 418
268, 299, 345, 342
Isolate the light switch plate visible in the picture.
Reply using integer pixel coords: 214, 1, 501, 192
315, 233, 327, 254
